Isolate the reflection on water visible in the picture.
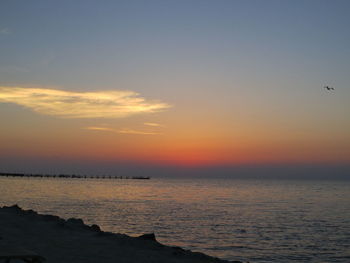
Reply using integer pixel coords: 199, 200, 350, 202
1, 177, 349, 262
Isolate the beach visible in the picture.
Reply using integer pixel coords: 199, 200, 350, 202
1, 177, 349, 262
0, 205, 240, 263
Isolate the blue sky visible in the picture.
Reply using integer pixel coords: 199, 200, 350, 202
2, 0, 350, 90
0, 0, 349, 177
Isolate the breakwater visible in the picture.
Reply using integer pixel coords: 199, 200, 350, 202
0, 172, 150, 180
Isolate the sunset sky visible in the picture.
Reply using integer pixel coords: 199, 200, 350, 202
1, 1, 349, 177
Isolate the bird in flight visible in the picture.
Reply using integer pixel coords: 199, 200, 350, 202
324, 86, 334, 91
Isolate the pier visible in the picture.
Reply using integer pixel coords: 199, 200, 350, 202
0, 172, 150, 180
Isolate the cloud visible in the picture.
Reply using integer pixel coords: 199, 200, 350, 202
118, 128, 162, 135
144, 122, 165, 127
0, 66, 30, 73
40, 52, 56, 66
84, 126, 162, 135
0, 28, 10, 35
84, 126, 115, 132
0, 87, 171, 118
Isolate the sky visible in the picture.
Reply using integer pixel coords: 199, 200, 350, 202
0, 0, 349, 178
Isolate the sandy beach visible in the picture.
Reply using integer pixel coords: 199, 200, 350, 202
0, 205, 241, 263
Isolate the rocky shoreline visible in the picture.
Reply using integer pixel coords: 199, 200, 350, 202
0, 205, 242, 263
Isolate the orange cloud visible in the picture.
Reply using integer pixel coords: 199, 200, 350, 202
143, 122, 165, 127
84, 126, 162, 135
0, 86, 171, 118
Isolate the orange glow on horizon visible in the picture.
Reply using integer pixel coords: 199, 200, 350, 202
0, 108, 349, 167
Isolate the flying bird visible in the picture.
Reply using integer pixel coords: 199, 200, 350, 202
324, 86, 334, 90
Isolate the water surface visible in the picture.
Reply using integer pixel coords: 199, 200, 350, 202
0, 177, 349, 262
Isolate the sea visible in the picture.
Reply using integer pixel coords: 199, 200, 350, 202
0, 176, 349, 263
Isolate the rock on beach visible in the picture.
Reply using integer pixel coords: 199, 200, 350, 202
0, 205, 242, 263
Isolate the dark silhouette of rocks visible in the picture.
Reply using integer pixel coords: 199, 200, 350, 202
90, 224, 101, 232
138, 233, 157, 241
0, 205, 241, 263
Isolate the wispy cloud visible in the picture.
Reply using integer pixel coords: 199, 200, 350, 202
118, 128, 162, 135
0, 65, 30, 73
0, 28, 10, 35
0, 87, 171, 118
40, 52, 56, 66
144, 122, 165, 127
84, 126, 115, 132
84, 126, 162, 135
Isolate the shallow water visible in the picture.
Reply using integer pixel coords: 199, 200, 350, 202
0, 177, 349, 262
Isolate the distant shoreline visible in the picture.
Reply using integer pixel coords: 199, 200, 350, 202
0, 172, 150, 180
0, 205, 240, 263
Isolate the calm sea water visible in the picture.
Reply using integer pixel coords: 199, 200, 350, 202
0, 177, 349, 263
